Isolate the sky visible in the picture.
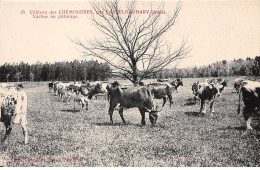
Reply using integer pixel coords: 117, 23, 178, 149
0, 0, 259, 68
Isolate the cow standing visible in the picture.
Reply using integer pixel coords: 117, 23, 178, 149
48, 81, 54, 92
198, 81, 224, 115
147, 82, 173, 107
191, 82, 199, 104
0, 85, 28, 144
106, 83, 160, 125
171, 78, 183, 93
233, 78, 244, 93
72, 83, 106, 111
237, 80, 260, 130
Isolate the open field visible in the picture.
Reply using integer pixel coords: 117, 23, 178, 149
0, 77, 259, 167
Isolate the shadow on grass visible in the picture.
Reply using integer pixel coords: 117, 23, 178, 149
92, 122, 157, 128
184, 111, 203, 117
61, 109, 81, 113
218, 125, 260, 131
93, 122, 137, 127
184, 98, 197, 106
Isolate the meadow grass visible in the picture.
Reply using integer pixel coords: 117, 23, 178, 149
0, 77, 259, 167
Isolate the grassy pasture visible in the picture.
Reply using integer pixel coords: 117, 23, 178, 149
0, 77, 259, 167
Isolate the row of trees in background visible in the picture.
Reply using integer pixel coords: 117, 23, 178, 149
157, 56, 260, 78
0, 60, 111, 82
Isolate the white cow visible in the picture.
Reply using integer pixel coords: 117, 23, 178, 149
0, 85, 28, 144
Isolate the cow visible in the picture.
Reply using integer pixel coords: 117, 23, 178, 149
0, 85, 28, 144
53, 81, 59, 95
191, 82, 199, 104
237, 80, 260, 130
233, 78, 245, 93
171, 78, 183, 93
197, 81, 224, 115
106, 83, 160, 125
48, 81, 54, 92
71, 83, 107, 111
57, 82, 72, 102
147, 82, 174, 107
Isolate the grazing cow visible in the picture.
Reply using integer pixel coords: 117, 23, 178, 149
0, 85, 28, 144
237, 80, 260, 130
198, 82, 224, 115
191, 82, 199, 104
233, 78, 244, 93
147, 82, 173, 107
171, 78, 183, 93
48, 81, 54, 92
106, 83, 160, 125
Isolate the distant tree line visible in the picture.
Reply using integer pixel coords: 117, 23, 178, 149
157, 56, 260, 78
0, 60, 111, 82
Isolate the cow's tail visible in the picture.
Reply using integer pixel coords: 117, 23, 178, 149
237, 87, 243, 114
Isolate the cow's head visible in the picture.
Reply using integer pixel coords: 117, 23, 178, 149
209, 83, 223, 98
145, 105, 161, 125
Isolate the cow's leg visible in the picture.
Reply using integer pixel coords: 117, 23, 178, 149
1, 120, 12, 142
85, 101, 88, 111
199, 100, 206, 115
243, 108, 253, 130
168, 95, 173, 107
209, 101, 215, 115
118, 106, 126, 124
108, 103, 116, 124
139, 108, 146, 125
21, 115, 29, 144
162, 97, 167, 107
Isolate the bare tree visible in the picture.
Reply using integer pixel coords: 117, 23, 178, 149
74, 0, 190, 84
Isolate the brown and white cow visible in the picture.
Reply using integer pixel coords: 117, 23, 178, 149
71, 83, 106, 111
106, 83, 160, 125
198, 81, 224, 115
237, 80, 260, 130
0, 85, 28, 144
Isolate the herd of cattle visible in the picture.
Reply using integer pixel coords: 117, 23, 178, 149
0, 77, 259, 145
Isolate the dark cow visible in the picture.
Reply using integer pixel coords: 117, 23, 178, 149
53, 81, 59, 95
147, 82, 173, 107
48, 81, 54, 92
237, 80, 260, 130
171, 78, 183, 93
191, 82, 199, 104
198, 82, 224, 115
0, 85, 28, 144
106, 84, 160, 125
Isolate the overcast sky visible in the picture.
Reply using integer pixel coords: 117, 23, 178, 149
0, 0, 259, 68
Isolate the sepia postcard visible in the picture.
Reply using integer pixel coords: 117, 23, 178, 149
0, 0, 259, 167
